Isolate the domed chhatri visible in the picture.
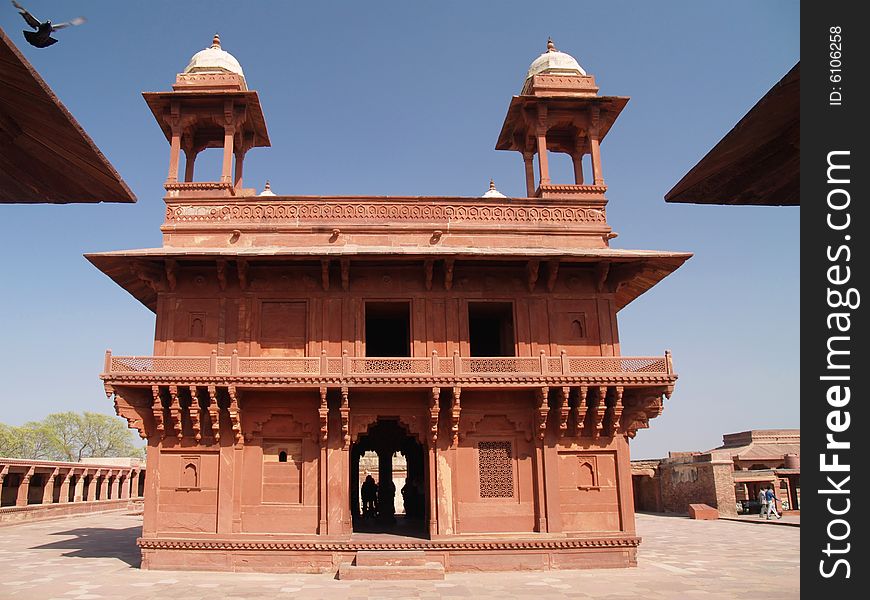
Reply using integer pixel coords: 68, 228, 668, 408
481, 178, 507, 199
526, 37, 586, 80
184, 33, 245, 78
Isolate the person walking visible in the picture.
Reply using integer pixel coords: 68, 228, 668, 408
757, 487, 767, 518
764, 486, 782, 519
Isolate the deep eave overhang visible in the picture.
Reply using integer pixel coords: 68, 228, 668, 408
86, 246, 691, 314
0, 27, 136, 204
495, 95, 629, 152
665, 63, 799, 206
142, 90, 271, 148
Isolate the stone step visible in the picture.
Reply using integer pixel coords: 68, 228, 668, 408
355, 550, 428, 567
337, 561, 445, 580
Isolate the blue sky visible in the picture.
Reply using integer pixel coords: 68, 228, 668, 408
0, 1, 799, 459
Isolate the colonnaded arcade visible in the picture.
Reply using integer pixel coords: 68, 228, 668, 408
93, 36, 690, 573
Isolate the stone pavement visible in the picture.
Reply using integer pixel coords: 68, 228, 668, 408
0, 511, 799, 599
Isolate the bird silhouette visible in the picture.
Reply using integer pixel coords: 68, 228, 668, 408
11, 1, 86, 48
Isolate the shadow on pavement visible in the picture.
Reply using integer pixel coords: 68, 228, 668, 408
32, 526, 142, 568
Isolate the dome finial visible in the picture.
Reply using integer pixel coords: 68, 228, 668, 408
211, 33, 221, 49
547, 37, 557, 52
264, 180, 271, 191
489, 178, 496, 191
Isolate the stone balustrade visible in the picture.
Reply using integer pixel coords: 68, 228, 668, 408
0, 458, 145, 525
104, 350, 673, 385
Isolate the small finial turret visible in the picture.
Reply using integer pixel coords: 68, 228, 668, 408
258, 180, 276, 196
489, 178, 496, 191
211, 33, 221, 49
547, 37, 556, 52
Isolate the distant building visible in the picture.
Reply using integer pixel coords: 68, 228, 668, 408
632, 429, 800, 516
0, 26, 134, 204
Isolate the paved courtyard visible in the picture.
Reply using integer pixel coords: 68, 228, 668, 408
0, 511, 798, 599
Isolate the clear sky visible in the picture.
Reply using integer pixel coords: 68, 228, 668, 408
0, 1, 799, 459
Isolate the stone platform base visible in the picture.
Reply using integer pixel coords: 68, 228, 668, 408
138, 534, 640, 573
0, 498, 143, 527
338, 551, 445, 580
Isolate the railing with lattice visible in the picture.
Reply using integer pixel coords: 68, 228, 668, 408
103, 351, 672, 378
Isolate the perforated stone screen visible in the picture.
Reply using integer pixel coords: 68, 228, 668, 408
478, 440, 514, 498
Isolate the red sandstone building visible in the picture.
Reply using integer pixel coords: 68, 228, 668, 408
93, 36, 690, 573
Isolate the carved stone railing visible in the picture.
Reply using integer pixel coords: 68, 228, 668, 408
104, 349, 673, 382
163, 196, 608, 227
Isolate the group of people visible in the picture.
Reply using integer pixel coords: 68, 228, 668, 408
757, 485, 784, 519
360, 473, 424, 520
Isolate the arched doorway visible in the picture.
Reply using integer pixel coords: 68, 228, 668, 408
350, 418, 426, 537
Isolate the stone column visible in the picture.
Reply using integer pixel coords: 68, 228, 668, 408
535, 130, 550, 186
376, 448, 395, 523
113, 472, 123, 500
58, 473, 72, 503
167, 124, 182, 183
120, 470, 131, 499
16, 467, 35, 506
87, 471, 99, 501
221, 115, 235, 184
523, 151, 536, 197
233, 149, 245, 190
42, 469, 59, 504
183, 147, 197, 182
131, 470, 141, 498
588, 107, 604, 185
75, 473, 86, 502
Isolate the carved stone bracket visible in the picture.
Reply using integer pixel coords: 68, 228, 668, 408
429, 387, 440, 443
620, 391, 665, 439
444, 258, 455, 291
575, 385, 588, 434
207, 385, 221, 441
168, 385, 183, 441
112, 387, 148, 440
527, 260, 540, 292
451, 386, 461, 443
227, 385, 242, 443
216, 259, 228, 291
558, 386, 571, 435
165, 259, 178, 291
151, 385, 165, 439
546, 259, 560, 292
591, 386, 607, 438
340, 386, 350, 449
189, 385, 202, 442
340, 259, 350, 292
536, 386, 549, 440
237, 259, 249, 290
424, 259, 434, 291
610, 386, 624, 436
318, 386, 329, 443
320, 259, 330, 291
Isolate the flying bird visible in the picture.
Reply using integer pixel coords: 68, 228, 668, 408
11, 1, 86, 48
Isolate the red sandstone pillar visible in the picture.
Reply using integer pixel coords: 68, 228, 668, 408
143, 445, 161, 536
86, 471, 98, 501
120, 470, 131, 499
100, 474, 110, 500
58, 473, 72, 503
572, 153, 584, 185
523, 152, 536, 197
131, 470, 141, 498
42, 468, 59, 504
536, 132, 550, 186
616, 436, 636, 535
233, 150, 245, 190
183, 148, 197, 182
75, 473, 86, 502
16, 467, 34, 506
427, 442, 437, 538
114, 473, 123, 500
532, 443, 547, 532
221, 118, 235, 184
167, 129, 181, 184
588, 107, 604, 186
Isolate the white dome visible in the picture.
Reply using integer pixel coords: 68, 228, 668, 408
258, 181, 276, 196
184, 34, 245, 77
481, 179, 507, 199
526, 38, 586, 80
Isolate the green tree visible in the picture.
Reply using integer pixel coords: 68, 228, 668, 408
0, 412, 143, 461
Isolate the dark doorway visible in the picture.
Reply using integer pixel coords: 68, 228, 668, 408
350, 418, 426, 538
468, 302, 515, 356
365, 302, 411, 357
